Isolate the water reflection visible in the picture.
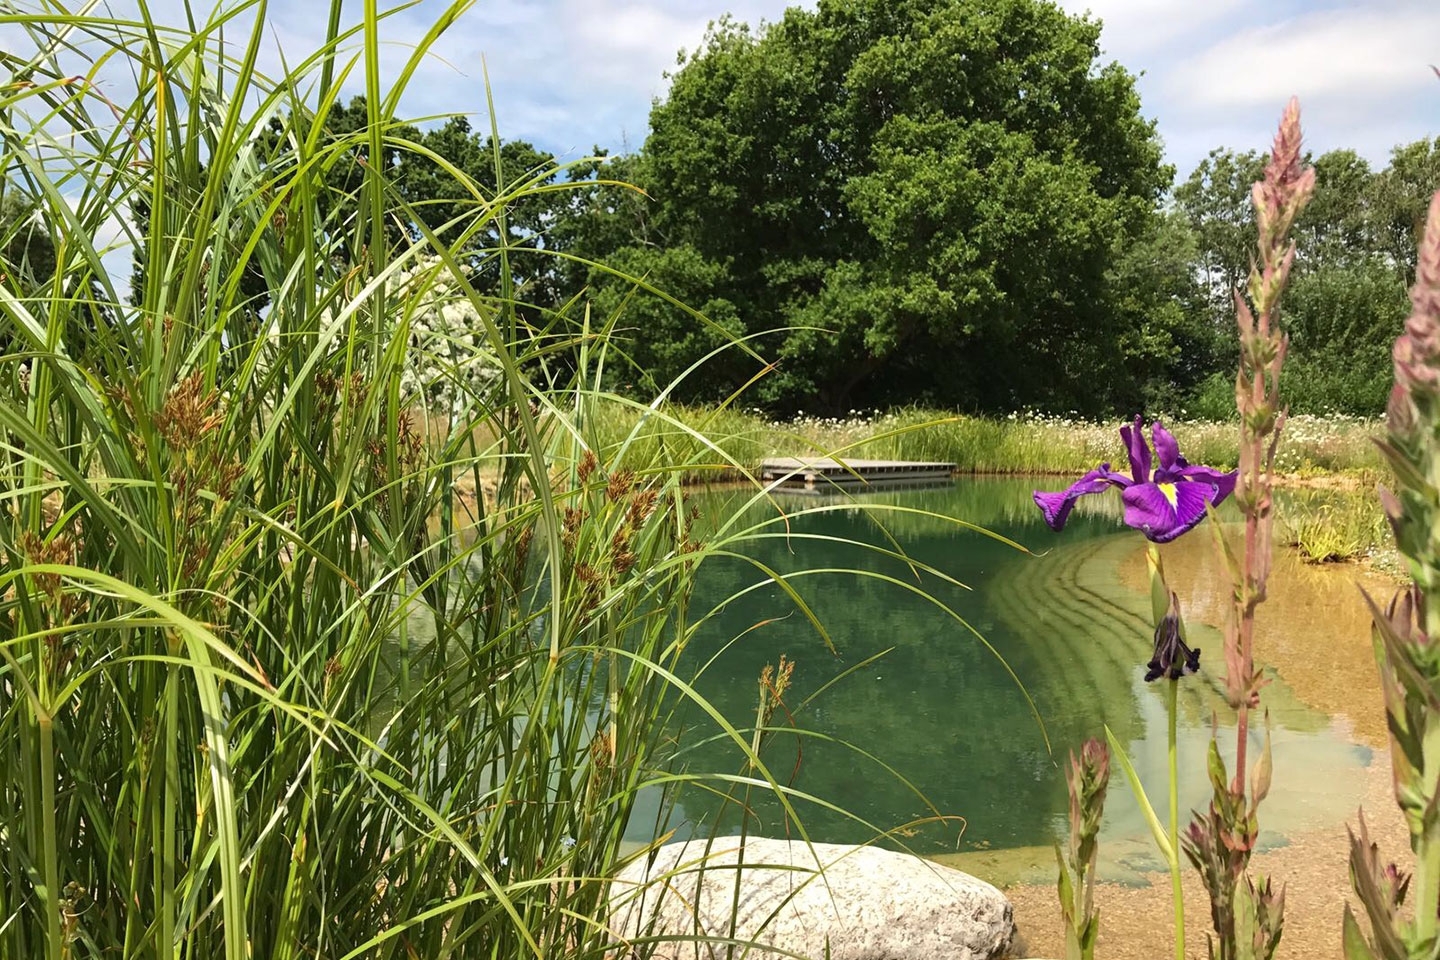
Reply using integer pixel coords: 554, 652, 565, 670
666, 478, 1371, 864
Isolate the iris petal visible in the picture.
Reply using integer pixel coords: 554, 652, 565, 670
1177, 464, 1238, 505
1032, 467, 1127, 532
1151, 422, 1181, 472
1145, 610, 1202, 682
1121, 481, 1217, 543
1119, 416, 1151, 483
1032, 416, 1239, 543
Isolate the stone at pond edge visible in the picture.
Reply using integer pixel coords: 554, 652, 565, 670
609, 837, 1018, 960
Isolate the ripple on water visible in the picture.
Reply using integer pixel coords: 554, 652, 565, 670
966, 525, 1376, 884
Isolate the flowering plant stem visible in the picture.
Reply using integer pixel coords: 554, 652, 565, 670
1148, 542, 1186, 960
1168, 677, 1184, 960
1178, 97, 1309, 960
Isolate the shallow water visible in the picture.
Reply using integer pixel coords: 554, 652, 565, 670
660, 477, 1379, 878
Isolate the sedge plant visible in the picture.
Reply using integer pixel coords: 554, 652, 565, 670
0, 3, 1045, 958
0, 2, 734, 954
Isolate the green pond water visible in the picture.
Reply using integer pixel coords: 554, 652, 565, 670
657, 477, 1373, 880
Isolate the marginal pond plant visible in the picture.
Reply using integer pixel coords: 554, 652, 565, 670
1039, 99, 1313, 960
1345, 186, 1440, 957
1035, 414, 1238, 960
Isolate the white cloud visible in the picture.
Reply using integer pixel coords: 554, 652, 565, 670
561, 2, 711, 92
5, 0, 1433, 185
1057, 0, 1250, 59
1166, 2, 1440, 112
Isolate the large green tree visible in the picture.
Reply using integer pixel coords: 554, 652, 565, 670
1176, 141, 1434, 415
1368, 136, 1440, 283
0, 190, 56, 288
576, 0, 1171, 414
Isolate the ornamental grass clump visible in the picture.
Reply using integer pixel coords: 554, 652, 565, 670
0, 4, 1030, 957
1346, 188, 1440, 958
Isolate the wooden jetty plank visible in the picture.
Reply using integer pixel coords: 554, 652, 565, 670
760, 457, 956, 486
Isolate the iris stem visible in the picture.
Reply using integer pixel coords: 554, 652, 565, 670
1167, 678, 1184, 960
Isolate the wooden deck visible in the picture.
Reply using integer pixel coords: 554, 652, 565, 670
760, 457, 956, 489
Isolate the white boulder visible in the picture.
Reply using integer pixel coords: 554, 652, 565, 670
609, 837, 1018, 960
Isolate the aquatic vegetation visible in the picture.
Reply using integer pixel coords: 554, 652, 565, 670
1282, 489, 1389, 564
1347, 187, 1440, 955
0, 4, 1022, 957
1057, 738, 1110, 960
1043, 99, 1312, 960
1034, 436, 1214, 960
1032, 416, 1237, 543
582, 401, 1384, 482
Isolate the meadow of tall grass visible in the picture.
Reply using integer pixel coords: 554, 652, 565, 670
586, 404, 1385, 480
0, 2, 1026, 957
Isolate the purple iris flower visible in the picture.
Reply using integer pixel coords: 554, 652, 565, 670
1032, 417, 1238, 544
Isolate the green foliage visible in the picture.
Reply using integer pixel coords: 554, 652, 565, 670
576, 404, 1385, 484
577, 0, 1170, 414
1107, 207, 1216, 410
1282, 258, 1409, 414
587, 244, 748, 398
0, 191, 56, 287
1174, 148, 1268, 331
1369, 137, 1440, 283
0, 5, 1064, 957
1176, 141, 1435, 417
1283, 489, 1388, 564
0, 4, 1031, 957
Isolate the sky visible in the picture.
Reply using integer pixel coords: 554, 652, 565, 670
271, 0, 1438, 179
6, 0, 1438, 179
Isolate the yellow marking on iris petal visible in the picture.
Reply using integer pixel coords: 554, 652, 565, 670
1158, 482, 1178, 508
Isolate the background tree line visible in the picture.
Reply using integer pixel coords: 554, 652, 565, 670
2, 0, 1435, 417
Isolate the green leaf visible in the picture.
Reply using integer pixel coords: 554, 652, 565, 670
1056, 861, 1075, 921
1208, 737, 1230, 795
1105, 725, 1174, 864
1342, 906, 1377, 960
1234, 877, 1258, 960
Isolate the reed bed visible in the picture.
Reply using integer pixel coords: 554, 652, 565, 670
0, 3, 1024, 957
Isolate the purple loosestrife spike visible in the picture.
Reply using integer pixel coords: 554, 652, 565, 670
1033, 417, 1237, 543
1395, 192, 1440, 397
1388, 382, 1419, 438
1252, 97, 1316, 276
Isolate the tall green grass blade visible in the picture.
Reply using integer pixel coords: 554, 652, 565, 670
1105, 724, 1174, 863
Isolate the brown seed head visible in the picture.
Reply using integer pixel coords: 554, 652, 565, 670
606, 468, 635, 503
155, 371, 225, 450
626, 488, 659, 527
562, 506, 584, 534
577, 450, 598, 484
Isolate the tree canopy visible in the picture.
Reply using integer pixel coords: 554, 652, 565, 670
65, 3, 1440, 419
1175, 143, 1426, 416
570, 0, 1173, 413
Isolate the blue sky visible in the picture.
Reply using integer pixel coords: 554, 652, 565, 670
290, 0, 1440, 179
8, 0, 1438, 179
